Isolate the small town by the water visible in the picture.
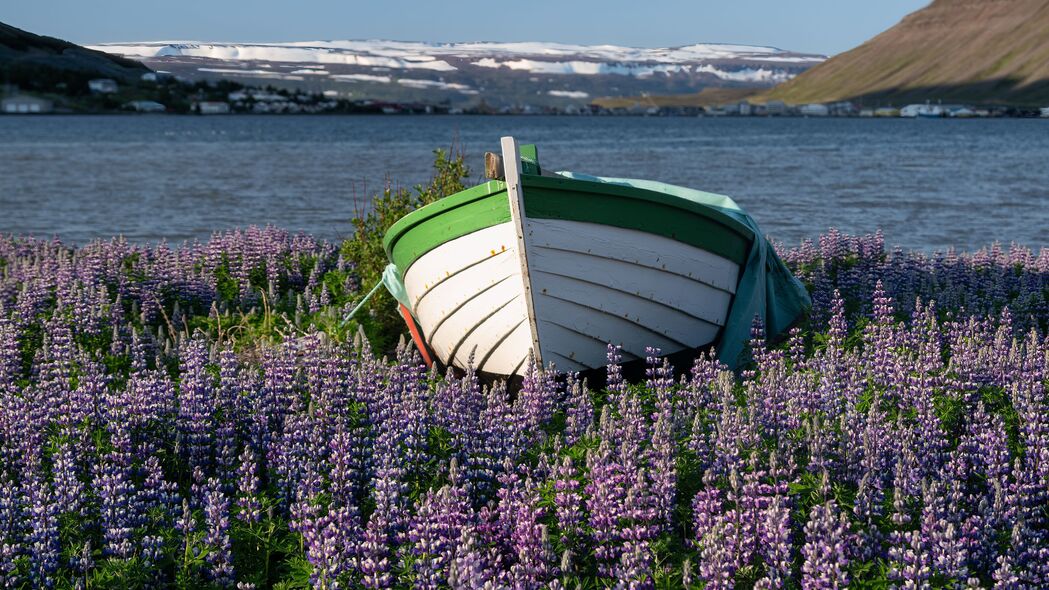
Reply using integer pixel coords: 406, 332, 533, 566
4, 75, 1049, 118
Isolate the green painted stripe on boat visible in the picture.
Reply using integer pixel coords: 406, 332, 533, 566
521, 175, 753, 265
383, 173, 755, 278
383, 180, 511, 275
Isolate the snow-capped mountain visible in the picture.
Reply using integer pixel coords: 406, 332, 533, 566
90, 39, 826, 106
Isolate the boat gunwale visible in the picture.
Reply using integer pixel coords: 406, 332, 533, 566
382, 179, 507, 261
383, 173, 756, 280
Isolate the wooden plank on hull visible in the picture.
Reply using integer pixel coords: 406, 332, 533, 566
544, 350, 591, 373
529, 249, 734, 327
527, 218, 740, 294
409, 244, 519, 332
426, 278, 523, 366
533, 296, 684, 361
476, 319, 532, 375
404, 222, 518, 309
531, 270, 723, 344
536, 320, 638, 368
452, 294, 532, 370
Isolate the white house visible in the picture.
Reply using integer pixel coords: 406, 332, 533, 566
196, 101, 231, 115
125, 100, 166, 113
88, 79, 118, 94
765, 100, 788, 116
900, 103, 944, 118
1040, 107, 1049, 118
799, 103, 830, 117
2, 95, 54, 114
141, 71, 174, 83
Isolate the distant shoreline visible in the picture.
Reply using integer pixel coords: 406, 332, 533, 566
4, 110, 1049, 119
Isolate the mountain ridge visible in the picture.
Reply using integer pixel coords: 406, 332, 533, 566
89, 39, 825, 107
763, 0, 1049, 106
1, 21, 150, 84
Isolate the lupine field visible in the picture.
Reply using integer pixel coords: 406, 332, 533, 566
0, 223, 1047, 589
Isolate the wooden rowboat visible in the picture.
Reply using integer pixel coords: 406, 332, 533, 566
382, 137, 810, 378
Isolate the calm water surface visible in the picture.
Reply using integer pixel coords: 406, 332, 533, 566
1, 115, 1047, 252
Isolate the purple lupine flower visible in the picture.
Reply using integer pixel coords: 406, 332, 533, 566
553, 456, 583, 546
25, 476, 60, 588
756, 494, 792, 589
587, 440, 629, 576
648, 402, 677, 528
563, 375, 594, 446
292, 491, 360, 590
359, 510, 393, 590
508, 488, 554, 590
605, 343, 627, 405
801, 499, 851, 590
70, 540, 94, 581
0, 477, 23, 587
202, 477, 235, 586
176, 337, 217, 470
408, 460, 473, 589
888, 530, 931, 589
51, 435, 84, 517
448, 529, 497, 589
692, 471, 739, 589
236, 445, 262, 523
617, 538, 655, 590
94, 426, 137, 558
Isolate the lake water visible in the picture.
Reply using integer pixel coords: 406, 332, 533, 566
1, 115, 1047, 252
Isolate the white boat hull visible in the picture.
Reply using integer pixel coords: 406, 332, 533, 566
401, 216, 740, 376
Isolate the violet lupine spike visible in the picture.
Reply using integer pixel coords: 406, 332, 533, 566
605, 343, 627, 404
202, 477, 234, 586
693, 470, 740, 589
586, 441, 629, 576
25, 476, 60, 589
51, 436, 84, 518
508, 491, 555, 590
921, 480, 968, 582
0, 477, 23, 587
408, 460, 473, 590
359, 509, 393, 590
801, 499, 851, 590
553, 456, 583, 546
235, 445, 262, 523
756, 493, 793, 590
176, 337, 217, 470
647, 407, 676, 529
449, 529, 497, 589
293, 492, 360, 590
563, 374, 594, 446
94, 426, 137, 559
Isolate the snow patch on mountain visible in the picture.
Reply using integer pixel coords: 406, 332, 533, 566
397, 79, 478, 94
548, 90, 590, 99
329, 73, 392, 83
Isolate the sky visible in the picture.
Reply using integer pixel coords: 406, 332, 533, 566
6, 0, 929, 56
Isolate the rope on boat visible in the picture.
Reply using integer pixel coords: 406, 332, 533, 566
339, 278, 385, 328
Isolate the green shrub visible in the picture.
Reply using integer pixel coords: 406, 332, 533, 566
341, 146, 470, 353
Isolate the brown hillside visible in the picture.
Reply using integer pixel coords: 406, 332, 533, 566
763, 0, 1049, 106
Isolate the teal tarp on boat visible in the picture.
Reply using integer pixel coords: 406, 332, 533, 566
557, 172, 812, 369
